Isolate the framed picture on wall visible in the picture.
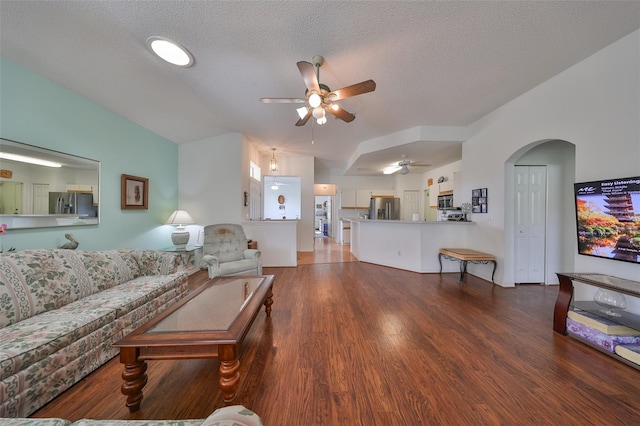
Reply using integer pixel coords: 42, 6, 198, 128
472, 188, 488, 213
121, 174, 148, 210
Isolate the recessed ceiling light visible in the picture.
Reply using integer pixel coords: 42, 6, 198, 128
146, 36, 194, 67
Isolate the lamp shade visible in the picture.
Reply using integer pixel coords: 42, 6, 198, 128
165, 209, 195, 227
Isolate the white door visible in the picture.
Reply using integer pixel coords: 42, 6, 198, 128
403, 190, 420, 221
514, 166, 547, 283
249, 179, 261, 220
33, 183, 50, 214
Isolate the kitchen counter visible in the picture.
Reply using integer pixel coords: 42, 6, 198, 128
241, 220, 297, 267
348, 218, 473, 224
350, 219, 481, 276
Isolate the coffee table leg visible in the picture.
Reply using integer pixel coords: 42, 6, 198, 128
219, 345, 240, 402
120, 347, 148, 412
264, 286, 273, 317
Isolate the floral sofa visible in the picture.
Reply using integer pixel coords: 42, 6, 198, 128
3, 404, 263, 425
0, 249, 190, 418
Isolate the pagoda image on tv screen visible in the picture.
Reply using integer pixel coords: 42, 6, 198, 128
574, 176, 640, 264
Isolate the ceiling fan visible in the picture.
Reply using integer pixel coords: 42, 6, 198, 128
384, 159, 430, 175
260, 55, 376, 126
269, 176, 289, 190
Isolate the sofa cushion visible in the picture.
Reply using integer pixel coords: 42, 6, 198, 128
0, 250, 92, 328
0, 250, 180, 330
1, 419, 71, 426
123, 249, 180, 276
71, 421, 204, 426
0, 304, 117, 381
73, 250, 141, 293
219, 259, 259, 276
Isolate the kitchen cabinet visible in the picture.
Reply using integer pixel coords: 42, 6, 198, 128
65, 184, 94, 193
340, 189, 357, 208
438, 181, 454, 194
371, 189, 395, 197
341, 189, 395, 209
429, 185, 438, 207
356, 190, 373, 208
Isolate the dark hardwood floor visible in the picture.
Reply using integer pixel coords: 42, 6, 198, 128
32, 241, 640, 425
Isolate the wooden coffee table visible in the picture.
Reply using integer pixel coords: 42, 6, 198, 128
113, 275, 274, 412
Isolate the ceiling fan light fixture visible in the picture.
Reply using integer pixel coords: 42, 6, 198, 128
308, 92, 322, 108
296, 106, 308, 119
146, 36, 194, 67
400, 166, 410, 175
317, 116, 327, 125
330, 104, 340, 111
383, 166, 401, 175
312, 107, 325, 120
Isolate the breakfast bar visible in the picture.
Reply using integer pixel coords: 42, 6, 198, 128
349, 219, 481, 276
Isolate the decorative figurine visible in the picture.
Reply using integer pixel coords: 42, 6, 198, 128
59, 233, 79, 250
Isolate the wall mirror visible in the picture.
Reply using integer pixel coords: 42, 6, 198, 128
0, 137, 100, 229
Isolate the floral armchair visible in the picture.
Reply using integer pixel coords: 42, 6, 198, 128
202, 223, 262, 278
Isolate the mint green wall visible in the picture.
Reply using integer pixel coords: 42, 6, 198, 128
0, 58, 178, 250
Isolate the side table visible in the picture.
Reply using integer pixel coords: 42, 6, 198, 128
161, 245, 203, 275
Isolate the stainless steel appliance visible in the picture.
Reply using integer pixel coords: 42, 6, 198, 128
369, 197, 400, 220
49, 192, 97, 217
437, 194, 454, 210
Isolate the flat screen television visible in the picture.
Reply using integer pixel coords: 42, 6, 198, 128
574, 176, 640, 264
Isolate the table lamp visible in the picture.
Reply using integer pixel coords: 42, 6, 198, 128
165, 209, 195, 249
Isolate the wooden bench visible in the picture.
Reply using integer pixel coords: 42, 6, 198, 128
438, 248, 496, 283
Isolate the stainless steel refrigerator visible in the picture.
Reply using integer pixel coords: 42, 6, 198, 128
369, 197, 400, 220
49, 192, 97, 217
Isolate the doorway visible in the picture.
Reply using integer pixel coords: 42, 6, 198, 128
504, 139, 575, 286
514, 166, 546, 283
0, 181, 23, 214
403, 190, 420, 221
33, 183, 50, 214
314, 195, 332, 238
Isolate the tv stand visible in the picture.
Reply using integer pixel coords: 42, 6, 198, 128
555, 273, 640, 369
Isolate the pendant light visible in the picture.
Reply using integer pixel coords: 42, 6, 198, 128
270, 148, 278, 172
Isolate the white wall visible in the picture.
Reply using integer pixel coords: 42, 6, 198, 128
463, 29, 640, 286
178, 133, 244, 243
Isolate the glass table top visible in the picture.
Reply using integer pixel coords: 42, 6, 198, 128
148, 276, 266, 333
562, 273, 640, 297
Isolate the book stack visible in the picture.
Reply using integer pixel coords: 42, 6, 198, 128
615, 345, 640, 365
566, 309, 640, 353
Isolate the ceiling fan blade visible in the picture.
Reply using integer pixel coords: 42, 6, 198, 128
328, 106, 355, 123
295, 109, 312, 126
297, 61, 320, 93
261, 98, 306, 104
328, 79, 376, 101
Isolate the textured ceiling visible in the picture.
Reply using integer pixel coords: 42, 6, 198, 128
1, 1, 639, 175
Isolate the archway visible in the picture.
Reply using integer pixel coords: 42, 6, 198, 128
503, 139, 576, 286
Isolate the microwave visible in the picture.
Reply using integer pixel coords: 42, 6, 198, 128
437, 194, 454, 210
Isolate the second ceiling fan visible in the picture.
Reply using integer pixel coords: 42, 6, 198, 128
261, 55, 376, 126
